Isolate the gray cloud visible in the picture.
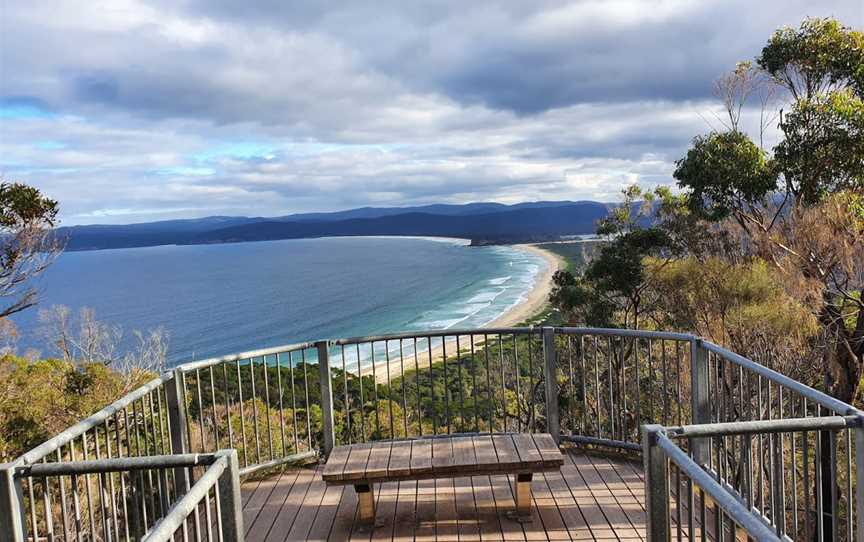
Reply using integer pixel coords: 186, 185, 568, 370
0, 0, 860, 224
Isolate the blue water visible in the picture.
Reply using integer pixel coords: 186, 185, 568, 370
10, 237, 545, 365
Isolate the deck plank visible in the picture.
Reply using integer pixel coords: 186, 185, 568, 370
328, 485, 357, 542
387, 440, 412, 478
489, 435, 521, 470
583, 453, 646, 540
365, 441, 392, 479
542, 467, 592, 540
242, 473, 282, 532
323, 445, 352, 481
392, 480, 418, 542
431, 437, 454, 472
410, 439, 433, 476
435, 477, 459, 542
510, 434, 543, 469
452, 436, 477, 471
559, 452, 617, 540
532, 472, 569, 541
339, 442, 373, 482
454, 474, 480, 541
414, 478, 437, 542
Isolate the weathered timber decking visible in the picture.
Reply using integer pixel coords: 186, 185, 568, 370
240, 446, 647, 542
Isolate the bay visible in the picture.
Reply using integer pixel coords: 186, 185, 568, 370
10, 236, 544, 365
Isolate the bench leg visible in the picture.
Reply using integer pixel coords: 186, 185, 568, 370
515, 473, 533, 517
355, 483, 376, 522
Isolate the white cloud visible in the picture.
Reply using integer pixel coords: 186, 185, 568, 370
0, 0, 859, 224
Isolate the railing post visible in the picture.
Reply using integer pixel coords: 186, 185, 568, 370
542, 327, 560, 443
642, 425, 670, 542
0, 463, 25, 542
689, 338, 710, 465
317, 341, 336, 457
217, 450, 245, 542
855, 417, 864, 542
166, 369, 190, 494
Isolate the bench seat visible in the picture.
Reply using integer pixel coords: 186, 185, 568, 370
322, 433, 564, 522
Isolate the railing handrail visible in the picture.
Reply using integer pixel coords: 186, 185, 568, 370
666, 415, 862, 439
174, 340, 319, 373
170, 326, 695, 373
554, 326, 696, 342
17, 453, 218, 477
329, 326, 536, 346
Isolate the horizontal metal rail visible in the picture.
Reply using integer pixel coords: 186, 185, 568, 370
238, 451, 317, 477
561, 434, 643, 451
555, 326, 696, 342
666, 415, 863, 438
654, 431, 783, 541
19, 454, 218, 477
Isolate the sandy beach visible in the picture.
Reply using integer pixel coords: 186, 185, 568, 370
369, 243, 565, 383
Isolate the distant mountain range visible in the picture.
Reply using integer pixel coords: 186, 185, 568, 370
58, 200, 612, 251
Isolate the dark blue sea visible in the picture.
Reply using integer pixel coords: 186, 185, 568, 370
10, 237, 544, 365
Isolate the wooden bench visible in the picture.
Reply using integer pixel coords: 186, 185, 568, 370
322, 433, 564, 522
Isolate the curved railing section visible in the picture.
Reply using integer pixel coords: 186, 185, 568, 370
2, 326, 862, 542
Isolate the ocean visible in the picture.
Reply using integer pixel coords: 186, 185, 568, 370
9, 237, 545, 365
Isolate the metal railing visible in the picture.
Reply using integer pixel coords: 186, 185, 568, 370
1, 451, 242, 542
2, 326, 861, 541
645, 416, 864, 542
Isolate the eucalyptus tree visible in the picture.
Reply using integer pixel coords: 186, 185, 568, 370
0, 181, 61, 319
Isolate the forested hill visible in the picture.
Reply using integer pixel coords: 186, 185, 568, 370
59, 201, 610, 251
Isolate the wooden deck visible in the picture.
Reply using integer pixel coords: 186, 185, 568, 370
240, 445, 647, 541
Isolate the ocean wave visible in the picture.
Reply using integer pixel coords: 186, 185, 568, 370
488, 276, 511, 285
465, 289, 504, 304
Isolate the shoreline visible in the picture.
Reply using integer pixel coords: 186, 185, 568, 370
370, 243, 565, 383
484, 244, 564, 328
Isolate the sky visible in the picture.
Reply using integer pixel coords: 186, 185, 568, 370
1, 1, 861, 225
